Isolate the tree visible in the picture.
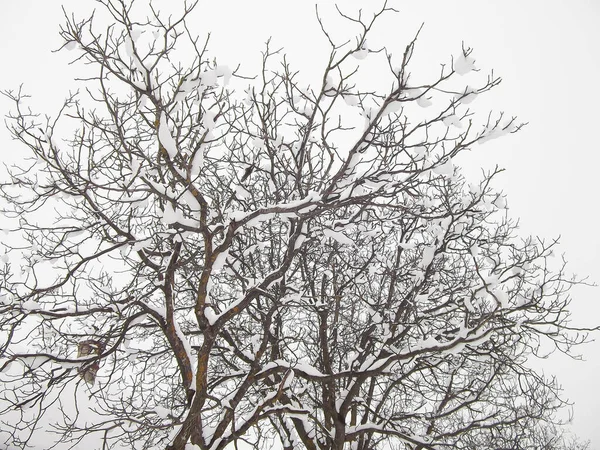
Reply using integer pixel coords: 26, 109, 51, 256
0, 1, 594, 449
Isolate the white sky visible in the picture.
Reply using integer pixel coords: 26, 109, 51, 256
1, 0, 599, 446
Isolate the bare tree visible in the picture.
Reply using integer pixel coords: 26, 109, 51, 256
0, 1, 594, 449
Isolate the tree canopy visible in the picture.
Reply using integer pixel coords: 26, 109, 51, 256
0, 1, 594, 449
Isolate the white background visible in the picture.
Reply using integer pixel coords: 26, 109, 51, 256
1, 0, 598, 447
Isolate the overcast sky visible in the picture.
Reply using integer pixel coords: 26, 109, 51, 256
1, 0, 599, 446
